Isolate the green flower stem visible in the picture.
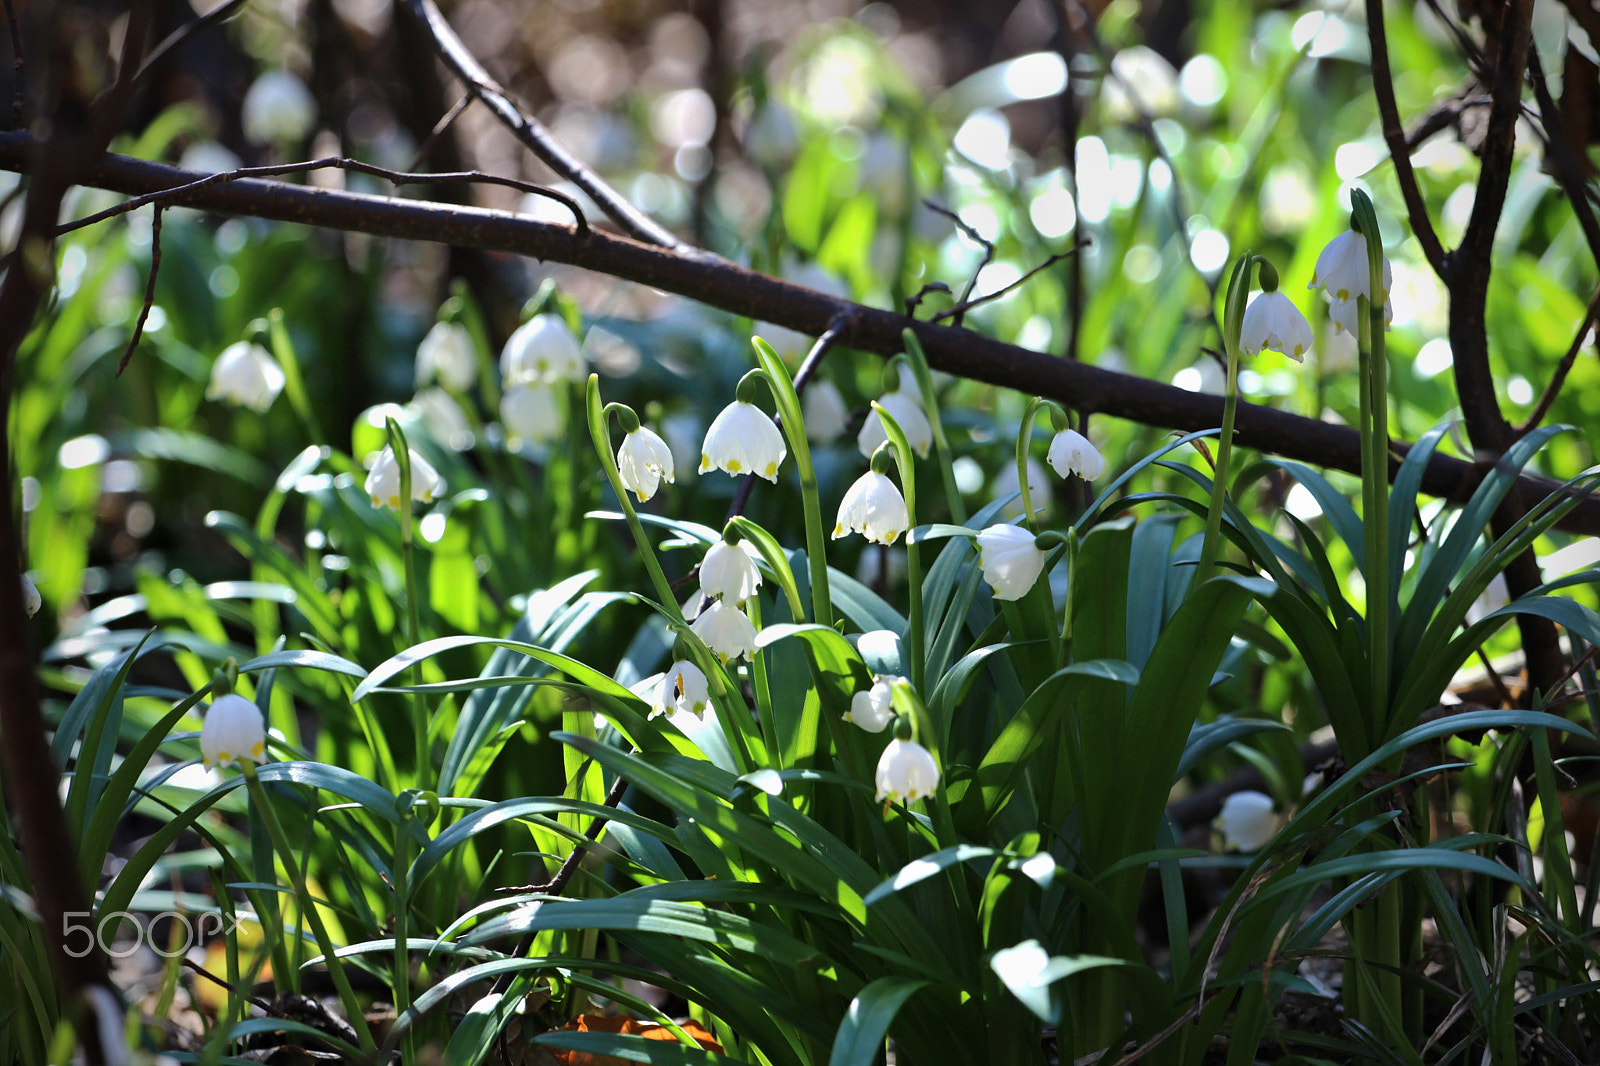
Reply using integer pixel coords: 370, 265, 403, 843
385, 420, 433, 794
1195, 254, 1256, 589
751, 340, 833, 627
241, 763, 377, 1056
584, 379, 683, 622
874, 406, 924, 693
901, 329, 966, 525
1351, 190, 1391, 741
1016, 397, 1048, 535
267, 310, 326, 445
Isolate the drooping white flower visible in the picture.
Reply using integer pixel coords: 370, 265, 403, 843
241, 70, 317, 145
1327, 294, 1394, 337
415, 321, 478, 392
1239, 291, 1314, 363
616, 426, 676, 502
409, 388, 473, 451
1046, 428, 1105, 481
833, 471, 910, 545
856, 385, 932, 459
875, 738, 940, 804
501, 383, 564, 446
801, 379, 849, 444
21, 572, 40, 618
976, 525, 1048, 602
1215, 790, 1279, 851
700, 539, 762, 604
200, 693, 267, 769
1309, 229, 1392, 305
501, 314, 585, 386
206, 341, 286, 413
691, 599, 759, 663
992, 457, 1052, 521
652, 660, 710, 720
699, 401, 787, 481
845, 675, 901, 733
364, 446, 443, 510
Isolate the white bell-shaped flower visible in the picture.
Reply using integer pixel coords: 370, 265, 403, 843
364, 445, 443, 510
856, 385, 932, 459
833, 471, 910, 545
699, 401, 787, 482
652, 660, 710, 719
691, 599, 759, 663
844, 675, 901, 733
976, 525, 1048, 602
21, 572, 40, 618
415, 321, 477, 392
801, 379, 849, 444
241, 70, 317, 145
501, 383, 564, 446
501, 314, 585, 386
200, 693, 267, 769
1309, 229, 1392, 305
1046, 428, 1104, 481
1215, 790, 1279, 851
700, 539, 762, 604
875, 738, 940, 804
1328, 294, 1393, 337
616, 426, 676, 502
1240, 291, 1313, 363
206, 341, 286, 413
409, 388, 473, 451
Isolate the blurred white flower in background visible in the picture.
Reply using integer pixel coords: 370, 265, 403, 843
242, 70, 317, 145
206, 341, 285, 413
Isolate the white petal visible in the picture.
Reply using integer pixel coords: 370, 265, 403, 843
700, 539, 762, 603
1045, 428, 1104, 480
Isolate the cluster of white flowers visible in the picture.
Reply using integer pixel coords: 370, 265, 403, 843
499, 315, 587, 449
689, 536, 764, 664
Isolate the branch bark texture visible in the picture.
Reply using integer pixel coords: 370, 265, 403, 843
5, 130, 1598, 535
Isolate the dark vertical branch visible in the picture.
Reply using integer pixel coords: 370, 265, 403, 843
1441, 0, 1564, 698
1, 0, 21, 129
0, 2, 154, 1044
1366, 0, 1448, 276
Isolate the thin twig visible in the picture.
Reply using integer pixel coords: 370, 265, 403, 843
1366, 0, 1448, 276
11, 135, 1600, 533
1, 0, 21, 129
1062, 0, 1216, 318
116, 205, 161, 375
1525, 45, 1600, 272
180, 958, 278, 1016
1519, 281, 1600, 436
488, 771, 629, 998
726, 314, 850, 521
48, 154, 590, 241
131, 0, 249, 86
921, 199, 992, 328
904, 281, 951, 319
398, 0, 692, 253
407, 94, 471, 172
930, 240, 1089, 324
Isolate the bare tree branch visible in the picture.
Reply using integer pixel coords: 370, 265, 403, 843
1366, 0, 1448, 276
6, 131, 1599, 537
397, 0, 697, 255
